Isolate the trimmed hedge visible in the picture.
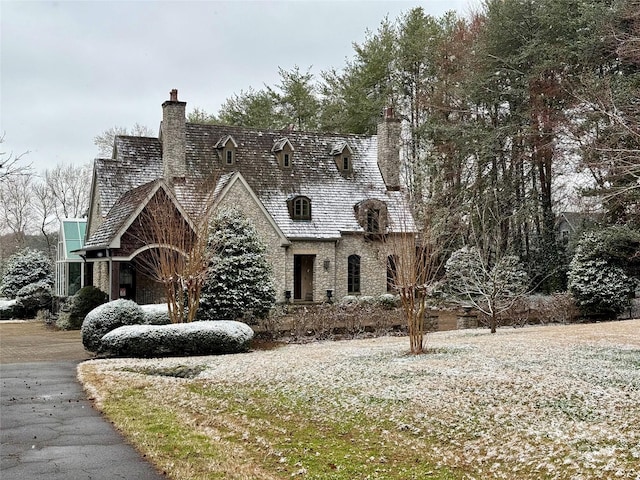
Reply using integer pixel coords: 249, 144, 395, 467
81, 300, 146, 353
99, 321, 254, 357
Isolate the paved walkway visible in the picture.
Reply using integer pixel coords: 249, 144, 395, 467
0, 321, 166, 479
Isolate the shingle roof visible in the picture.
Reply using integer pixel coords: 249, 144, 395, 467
87, 123, 415, 247
85, 180, 161, 249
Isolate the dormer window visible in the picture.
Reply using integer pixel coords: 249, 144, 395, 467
288, 195, 311, 221
331, 141, 353, 173
215, 135, 238, 165
225, 148, 234, 165
272, 137, 294, 169
367, 208, 380, 233
354, 199, 388, 236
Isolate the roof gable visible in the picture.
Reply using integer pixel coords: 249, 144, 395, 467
84, 179, 194, 250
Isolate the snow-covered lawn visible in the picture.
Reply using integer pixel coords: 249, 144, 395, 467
79, 320, 640, 479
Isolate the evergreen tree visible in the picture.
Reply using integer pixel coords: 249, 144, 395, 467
0, 248, 53, 298
198, 209, 276, 322
568, 230, 637, 318
217, 88, 279, 129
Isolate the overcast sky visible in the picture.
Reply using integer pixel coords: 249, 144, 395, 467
1, 0, 475, 173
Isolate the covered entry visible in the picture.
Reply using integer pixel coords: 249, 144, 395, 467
294, 255, 315, 301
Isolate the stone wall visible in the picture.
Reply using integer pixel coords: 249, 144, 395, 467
92, 260, 110, 296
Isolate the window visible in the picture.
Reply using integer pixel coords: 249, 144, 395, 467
387, 255, 397, 292
292, 196, 311, 220
215, 135, 238, 164
331, 141, 353, 173
272, 138, 294, 168
348, 255, 361, 294
366, 208, 380, 233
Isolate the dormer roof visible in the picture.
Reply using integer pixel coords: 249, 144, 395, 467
214, 135, 238, 149
330, 141, 353, 156
271, 137, 294, 153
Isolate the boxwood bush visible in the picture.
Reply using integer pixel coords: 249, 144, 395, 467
81, 300, 145, 353
57, 286, 109, 330
99, 321, 254, 357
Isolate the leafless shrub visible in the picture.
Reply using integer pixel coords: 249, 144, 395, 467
262, 301, 404, 342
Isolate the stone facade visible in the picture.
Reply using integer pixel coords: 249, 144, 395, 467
376, 107, 402, 191
161, 89, 187, 180
79, 91, 416, 304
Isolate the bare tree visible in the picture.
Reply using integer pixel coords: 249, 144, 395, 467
93, 123, 154, 157
31, 179, 58, 258
45, 163, 92, 220
132, 184, 215, 323
0, 134, 31, 184
0, 173, 35, 248
387, 202, 462, 354
445, 245, 529, 333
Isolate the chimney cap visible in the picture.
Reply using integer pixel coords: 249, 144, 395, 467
169, 89, 179, 102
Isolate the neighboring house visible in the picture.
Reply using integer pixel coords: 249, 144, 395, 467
56, 218, 87, 296
556, 211, 602, 244
76, 89, 416, 304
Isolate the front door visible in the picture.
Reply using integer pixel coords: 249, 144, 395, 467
294, 255, 315, 301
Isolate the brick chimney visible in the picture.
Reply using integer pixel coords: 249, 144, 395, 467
377, 106, 401, 191
161, 89, 187, 181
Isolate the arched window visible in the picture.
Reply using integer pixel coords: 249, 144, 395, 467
291, 196, 311, 220
348, 254, 361, 294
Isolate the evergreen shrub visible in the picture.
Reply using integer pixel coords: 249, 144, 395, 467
57, 286, 108, 330
15, 281, 53, 317
198, 208, 276, 323
99, 320, 254, 357
81, 299, 144, 353
568, 231, 637, 318
0, 249, 53, 298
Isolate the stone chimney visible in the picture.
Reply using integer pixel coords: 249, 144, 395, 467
377, 106, 401, 191
161, 88, 187, 181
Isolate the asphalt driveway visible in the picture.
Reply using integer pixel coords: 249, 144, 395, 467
0, 321, 166, 480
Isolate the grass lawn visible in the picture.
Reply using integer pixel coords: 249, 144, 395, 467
78, 320, 640, 479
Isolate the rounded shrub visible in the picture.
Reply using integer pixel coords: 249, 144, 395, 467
99, 320, 254, 357
15, 281, 53, 318
140, 304, 172, 325
81, 299, 145, 353
57, 286, 109, 330
377, 293, 400, 309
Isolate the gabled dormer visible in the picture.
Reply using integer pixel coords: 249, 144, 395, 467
215, 135, 238, 166
272, 137, 294, 169
330, 141, 353, 174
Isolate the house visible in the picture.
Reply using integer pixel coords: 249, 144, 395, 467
77, 89, 416, 305
55, 218, 87, 296
556, 211, 602, 244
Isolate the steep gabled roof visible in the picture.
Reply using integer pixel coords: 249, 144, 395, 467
84, 179, 193, 250
87, 122, 415, 247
